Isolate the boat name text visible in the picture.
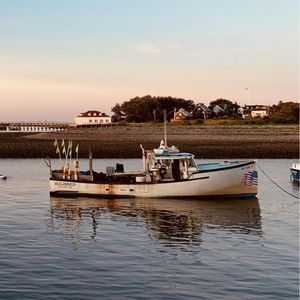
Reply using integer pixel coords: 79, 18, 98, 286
55, 182, 76, 187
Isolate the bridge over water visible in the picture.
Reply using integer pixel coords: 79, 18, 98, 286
0, 122, 69, 132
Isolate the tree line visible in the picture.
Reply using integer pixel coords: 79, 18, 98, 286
111, 95, 299, 124
111, 95, 194, 123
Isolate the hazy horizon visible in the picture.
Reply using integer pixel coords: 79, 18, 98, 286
1, 0, 298, 122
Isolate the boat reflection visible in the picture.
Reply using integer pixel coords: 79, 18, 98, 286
48, 197, 262, 251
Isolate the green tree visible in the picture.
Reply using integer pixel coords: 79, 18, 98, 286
113, 95, 195, 122
121, 95, 161, 122
271, 101, 299, 123
155, 96, 194, 122
111, 103, 125, 122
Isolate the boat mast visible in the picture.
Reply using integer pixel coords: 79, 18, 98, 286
89, 148, 93, 181
164, 109, 167, 146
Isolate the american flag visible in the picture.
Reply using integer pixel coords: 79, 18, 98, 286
241, 171, 258, 186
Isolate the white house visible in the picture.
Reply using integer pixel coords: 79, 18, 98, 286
238, 105, 270, 118
251, 108, 269, 118
75, 110, 112, 127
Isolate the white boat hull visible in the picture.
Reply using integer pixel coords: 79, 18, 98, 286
50, 161, 258, 198
290, 163, 300, 182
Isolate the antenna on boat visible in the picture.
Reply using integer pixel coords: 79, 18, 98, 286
164, 109, 167, 146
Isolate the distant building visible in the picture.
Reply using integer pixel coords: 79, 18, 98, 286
193, 103, 212, 119
75, 110, 112, 127
211, 103, 227, 115
172, 108, 192, 121
251, 108, 270, 118
238, 105, 270, 118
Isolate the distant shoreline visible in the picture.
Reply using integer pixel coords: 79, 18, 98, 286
0, 124, 299, 159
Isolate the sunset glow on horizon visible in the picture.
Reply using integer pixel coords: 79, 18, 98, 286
0, 0, 298, 122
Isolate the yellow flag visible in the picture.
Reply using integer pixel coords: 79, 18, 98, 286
68, 140, 72, 149
75, 144, 79, 153
61, 139, 65, 147
54, 139, 57, 147
62, 146, 66, 154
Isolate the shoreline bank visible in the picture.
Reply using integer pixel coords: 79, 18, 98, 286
0, 125, 299, 159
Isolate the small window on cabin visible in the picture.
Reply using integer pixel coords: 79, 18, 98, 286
188, 158, 197, 168
94, 119, 98, 123
89, 119, 93, 123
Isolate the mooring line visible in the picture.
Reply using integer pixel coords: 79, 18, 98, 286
258, 165, 299, 199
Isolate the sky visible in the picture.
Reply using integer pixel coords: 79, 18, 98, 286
0, 0, 298, 122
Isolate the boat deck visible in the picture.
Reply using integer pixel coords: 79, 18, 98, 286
198, 161, 242, 171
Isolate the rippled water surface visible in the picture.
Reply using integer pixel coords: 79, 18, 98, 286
0, 159, 299, 300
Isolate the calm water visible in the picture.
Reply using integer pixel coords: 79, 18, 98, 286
0, 158, 299, 300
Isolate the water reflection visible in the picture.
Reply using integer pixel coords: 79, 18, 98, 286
48, 197, 262, 251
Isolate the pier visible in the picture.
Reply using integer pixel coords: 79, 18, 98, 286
0, 122, 69, 132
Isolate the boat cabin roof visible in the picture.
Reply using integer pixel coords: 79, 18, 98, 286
150, 152, 195, 160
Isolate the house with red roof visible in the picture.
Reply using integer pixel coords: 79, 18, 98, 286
75, 110, 112, 127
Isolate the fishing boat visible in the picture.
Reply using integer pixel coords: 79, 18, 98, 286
290, 163, 300, 183
47, 139, 258, 199
0, 174, 7, 180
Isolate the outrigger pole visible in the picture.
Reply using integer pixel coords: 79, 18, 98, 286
164, 109, 167, 146
68, 141, 73, 179
89, 148, 93, 182
54, 139, 63, 169
74, 144, 79, 180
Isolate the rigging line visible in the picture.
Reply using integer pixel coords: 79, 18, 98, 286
42, 158, 50, 168
258, 165, 299, 199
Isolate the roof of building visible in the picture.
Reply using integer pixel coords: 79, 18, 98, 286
213, 103, 227, 110
251, 108, 268, 111
242, 105, 266, 109
76, 110, 110, 118
194, 103, 212, 112
175, 108, 191, 116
